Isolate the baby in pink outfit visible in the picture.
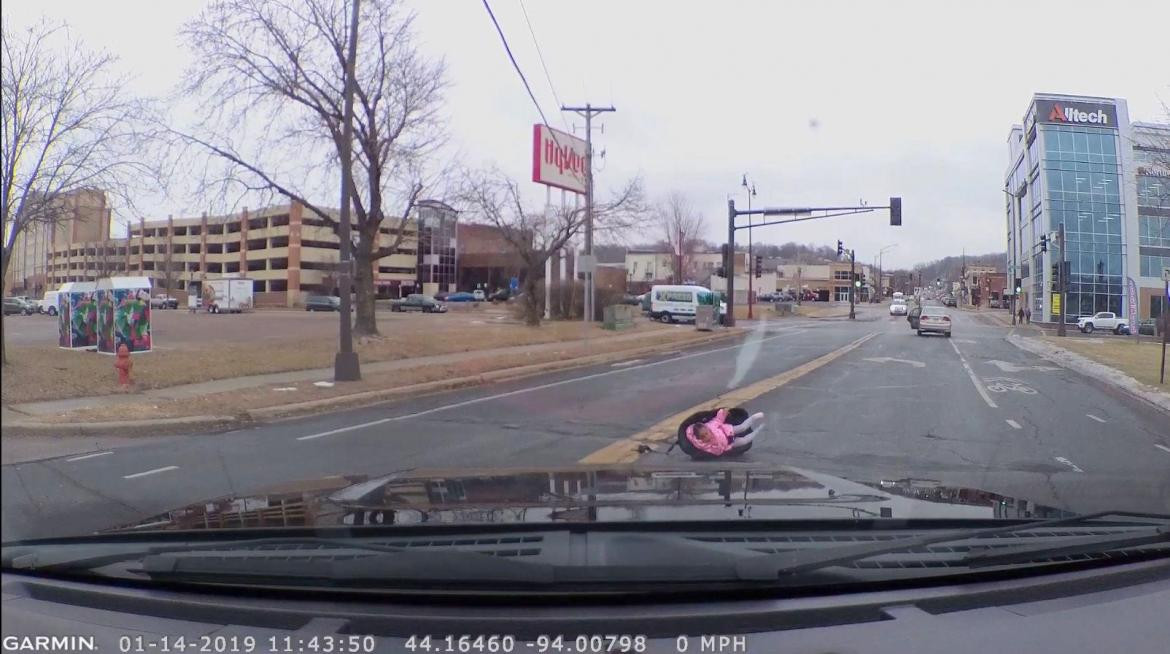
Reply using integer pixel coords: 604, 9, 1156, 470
686, 408, 764, 456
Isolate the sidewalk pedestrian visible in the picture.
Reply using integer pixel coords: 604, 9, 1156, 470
1017, 308, 1024, 323
1025, 308, 1032, 324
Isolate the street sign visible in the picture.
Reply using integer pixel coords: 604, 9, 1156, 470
576, 254, 597, 273
1051, 293, 1061, 316
509, 276, 519, 292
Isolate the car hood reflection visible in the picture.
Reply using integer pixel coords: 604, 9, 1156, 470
105, 465, 1075, 533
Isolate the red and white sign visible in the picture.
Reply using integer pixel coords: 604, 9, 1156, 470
532, 124, 587, 194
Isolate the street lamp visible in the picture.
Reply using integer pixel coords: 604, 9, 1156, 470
741, 174, 758, 319
876, 243, 897, 301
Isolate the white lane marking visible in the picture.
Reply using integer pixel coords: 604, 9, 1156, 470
1006, 419, 1021, 429
1154, 444, 1170, 455
1086, 414, 1107, 423
1054, 457, 1084, 473
296, 329, 806, 441
949, 339, 998, 409
66, 451, 113, 462
610, 359, 644, 368
123, 466, 178, 480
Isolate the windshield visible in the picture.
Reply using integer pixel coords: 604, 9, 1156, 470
2, 0, 1169, 602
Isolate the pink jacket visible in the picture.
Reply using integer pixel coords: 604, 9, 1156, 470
685, 408, 736, 456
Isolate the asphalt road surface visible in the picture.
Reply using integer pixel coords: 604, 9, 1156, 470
4, 303, 1169, 540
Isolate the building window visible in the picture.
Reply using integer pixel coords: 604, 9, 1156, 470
225, 262, 240, 273
269, 279, 287, 292
269, 258, 288, 271
833, 270, 851, 281
247, 259, 265, 272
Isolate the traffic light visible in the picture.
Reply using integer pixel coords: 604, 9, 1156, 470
754, 255, 763, 278
889, 197, 902, 226
1040, 234, 1048, 252
1014, 278, 1022, 294
837, 240, 844, 257
1051, 263, 1060, 291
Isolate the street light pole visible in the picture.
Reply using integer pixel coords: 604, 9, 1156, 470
333, 0, 361, 382
1057, 221, 1067, 337
742, 175, 756, 320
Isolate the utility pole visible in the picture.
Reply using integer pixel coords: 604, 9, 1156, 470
1057, 221, 1067, 337
848, 249, 856, 320
726, 200, 736, 324
333, 0, 361, 382
561, 103, 615, 322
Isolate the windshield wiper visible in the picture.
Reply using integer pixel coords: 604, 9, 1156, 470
963, 527, 1169, 568
733, 512, 1170, 580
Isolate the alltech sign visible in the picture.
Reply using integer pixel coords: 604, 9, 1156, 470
1035, 99, 1118, 127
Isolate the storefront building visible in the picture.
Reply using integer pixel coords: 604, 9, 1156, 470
1005, 94, 1169, 323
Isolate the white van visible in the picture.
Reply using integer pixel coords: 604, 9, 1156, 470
649, 285, 725, 324
892, 291, 905, 302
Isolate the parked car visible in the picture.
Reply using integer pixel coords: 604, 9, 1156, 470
3, 298, 33, 315
488, 289, 511, 302
150, 295, 179, 309
942, 296, 957, 307
472, 289, 486, 301
9, 296, 38, 314
917, 309, 952, 337
445, 292, 476, 302
989, 298, 1001, 308
889, 300, 908, 316
433, 291, 451, 301
1137, 319, 1156, 336
1076, 311, 1128, 335
390, 294, 447, 313
305, 295, 341, 311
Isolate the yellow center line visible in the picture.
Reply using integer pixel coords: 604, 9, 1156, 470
579, 331, 881, 465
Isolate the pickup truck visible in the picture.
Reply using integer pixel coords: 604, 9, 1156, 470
389, 294, 447, 313
1076, 311, 1129, 334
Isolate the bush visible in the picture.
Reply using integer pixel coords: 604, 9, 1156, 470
510, 279, 627, 323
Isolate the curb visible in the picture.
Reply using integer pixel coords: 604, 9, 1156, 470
4, 329, 744, 436
1006, 334, 1170, 414
3, 415, 238, 436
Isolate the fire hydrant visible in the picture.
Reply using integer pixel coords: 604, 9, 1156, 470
114, 344, 133, 387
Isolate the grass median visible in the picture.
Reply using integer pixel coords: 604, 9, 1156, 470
1, 315, 692, 405
1040, 335, 1169, 388
27, 327, 729, 425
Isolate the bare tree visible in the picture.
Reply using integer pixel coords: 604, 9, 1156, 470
1, 19, 157, 364
655, 192, 706, 284
461, 170, 644, 326
170, 0, 447, 336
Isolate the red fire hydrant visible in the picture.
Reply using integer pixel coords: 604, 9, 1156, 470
115, 344, 133, 387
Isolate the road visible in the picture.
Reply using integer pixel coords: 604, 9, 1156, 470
4, 303, 1169, 540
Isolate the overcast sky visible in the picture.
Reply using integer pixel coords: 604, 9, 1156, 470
7, 0, 1168, 268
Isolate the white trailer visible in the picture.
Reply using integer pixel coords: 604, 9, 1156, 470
203, 278, 254, 314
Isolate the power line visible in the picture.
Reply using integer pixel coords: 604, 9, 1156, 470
517, 0, 567, 129
482, 0, 555, 132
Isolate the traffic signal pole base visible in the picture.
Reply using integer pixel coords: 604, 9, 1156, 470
334, 351, 362, 382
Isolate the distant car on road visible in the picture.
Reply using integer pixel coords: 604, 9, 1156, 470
305, 295, 341, 311
390, 294, 447, 313
621, 294, 641, 306
889, 300, 908, 316
472, 289, 486, 301
433, 291, 451, 301
942, 296, 957, 307
917, 309, 952, 337
150, 295, 179, 309
1077, 312, 1128, 335
445, 292, 476, 302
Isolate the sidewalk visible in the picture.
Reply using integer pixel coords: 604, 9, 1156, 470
6, 328, 706, 418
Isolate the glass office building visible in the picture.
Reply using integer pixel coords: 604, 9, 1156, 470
1005, 94, 1169, 323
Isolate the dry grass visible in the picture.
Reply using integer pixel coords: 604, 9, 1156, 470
42, 328, 722, 424
1, 316, 674, 405
1042, 336, 1170, 388
793, 304, 851, 319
